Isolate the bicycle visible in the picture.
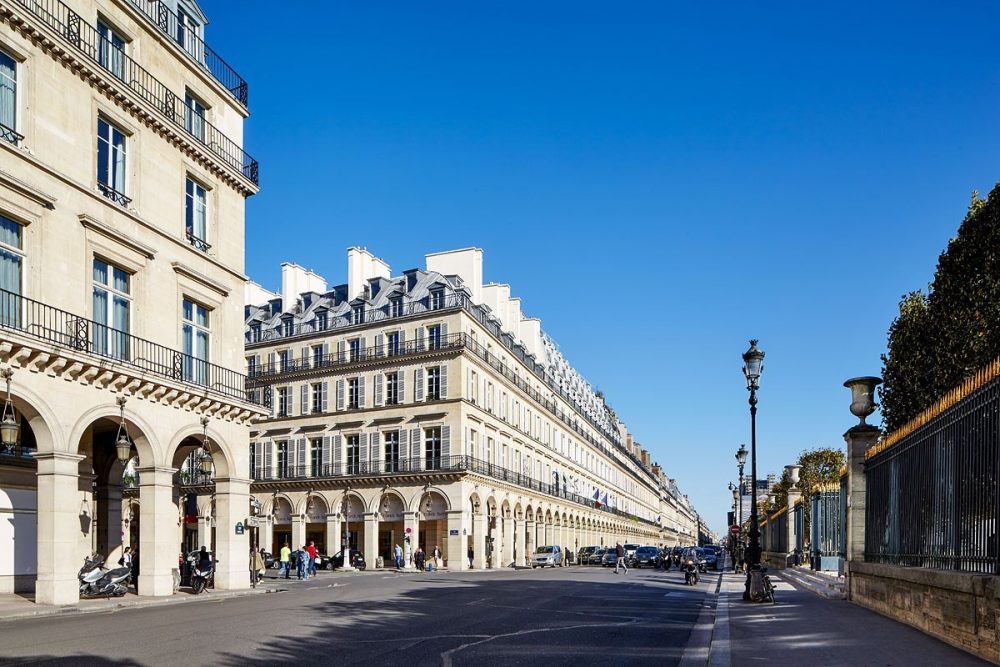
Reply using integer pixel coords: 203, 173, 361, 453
761, 569, 776, 604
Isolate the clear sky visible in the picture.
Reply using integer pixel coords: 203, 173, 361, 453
203, 1, 1000, 533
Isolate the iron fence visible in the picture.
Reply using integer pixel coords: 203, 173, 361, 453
865, 368, 1000, 572
761, 510, 788, 555
11, 0, 258, 184
811, 487, 843, 570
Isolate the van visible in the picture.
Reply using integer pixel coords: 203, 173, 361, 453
531, 545, 563, 568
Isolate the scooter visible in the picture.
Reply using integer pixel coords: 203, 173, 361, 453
683, 558, 699, 586
79, 554, 131, 598
191, 562, 214, 594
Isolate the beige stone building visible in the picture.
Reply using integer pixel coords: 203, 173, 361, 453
0, 0, 260, 603
242, 248, 700, 570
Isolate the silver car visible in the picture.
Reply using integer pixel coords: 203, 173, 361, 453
531, 545, 563, 568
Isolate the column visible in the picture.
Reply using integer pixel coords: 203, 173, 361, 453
787, 487, 803, 565
196, 516, 211, 550
326, 514, 340, 568
96, 480, 123, 562
514, 518, 526, 567
502, 515, 515, 567
525, 520, 535, 563
137, 466, 178, 597
363, 513, 379, 568
447, 510, 467, 570
213, 477, 250, 591
261, 516, 274, 555
845, 425, 879, 567
291, 515, 306, 550
539, 522, 547, 548
473, 513, 487, 569
35, 452, 85, 605
403, 511, 419, 569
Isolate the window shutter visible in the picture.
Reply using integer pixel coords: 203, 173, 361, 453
296, 438, 306, 476
360, 336, 367, 360
321, 381, 328, 412
323, 342, 330, 364
333, 434, 342, 473
374, 374, 383, 407
397, 371, 405, 403
375, 333, 384, 357
358, 375, 366, 408
440, 364, 448, 398
288, 385, 295, 415
268, 352, 275, 370
301, 346, 310, 369
415, 369, 424, 401
399, 330, 406, 347
337, 340, 345, 362
264, 440, 273, 479
411, 428, 422, 465
300, 384, 308, 415
359, 433, 368, 464
415, 327, 425, 351
371, 432, 380, 470
336, 379, 345, 411
441, 322, 448, 342
400, 429, 408, 467
253, 441, 263, 478
442, 425, 451, 459
322, 436, 331, 472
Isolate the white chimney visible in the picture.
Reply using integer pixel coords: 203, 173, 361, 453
348, 247, 391, 301
245, 280, 279, 308
425, 247, 483, 304
482, 283, 511, 331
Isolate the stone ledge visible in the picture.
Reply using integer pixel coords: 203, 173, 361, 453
850, 561, 984, 595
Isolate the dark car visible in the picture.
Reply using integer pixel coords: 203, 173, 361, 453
633, 546, 659, 568
702, 545, 720, 570
578, 546, 599, 565
327, 550, 366, 570
261, 551, 276, 569
601, 549, 619, 567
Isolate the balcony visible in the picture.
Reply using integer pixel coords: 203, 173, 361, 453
11, 0, 258, 186
0, 121, 23, 146
122, 468, 213, 490
251, 454, 659, 527
125, 0, 249, 107
0, 287, 258, 405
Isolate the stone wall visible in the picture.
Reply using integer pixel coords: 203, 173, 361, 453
849, 561, 1000, 664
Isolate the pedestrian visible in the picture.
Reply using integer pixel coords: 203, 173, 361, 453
394, 543, 403, 570
252, 548, 265, 583
297, 546, 308, 580
468, 545, 474, 569
130, 547, 140, 591
280, 542, 291, 579
433, 545, 442, 569
119, 546, 131, 568
614, 542, 628, 575
307, 540, 318, 577
414, 546, 425, 571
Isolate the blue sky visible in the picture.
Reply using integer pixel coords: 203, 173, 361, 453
203, 1, 1000, 533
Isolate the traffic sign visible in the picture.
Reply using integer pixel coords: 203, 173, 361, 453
729, 524, 741, 535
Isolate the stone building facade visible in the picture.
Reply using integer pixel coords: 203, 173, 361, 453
0, 0, 260, 603
242, 248, 700, 569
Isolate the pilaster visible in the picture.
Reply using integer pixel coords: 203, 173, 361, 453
35, 451, 85, 606
137, 466, 177, 597
446, 510, 467, 570
213, 477, 251, 591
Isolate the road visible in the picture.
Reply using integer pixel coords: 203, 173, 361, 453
0, 565, 712, 666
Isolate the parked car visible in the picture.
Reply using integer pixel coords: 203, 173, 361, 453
624, 544, 640, 562
327, 550, 366, 570
590, 548, 607, 565
261, 551, 276, 569
532, 545, 563, 568
601, 549, 619, 567
314, 553, 333, 570
578, 546, 598, 565
633, 546, 660, 568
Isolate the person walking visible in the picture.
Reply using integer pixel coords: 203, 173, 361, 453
614, 542, 628, 575
130, 548, 140, 591
279, 542, 291, 579
433, 545, 442, 569
414, 546, 425, 571
306, 540, 318, 577
394, 543, 403, 570
296, 546, 308, 580
252, 548, 265, 583
468, 545, 474, 569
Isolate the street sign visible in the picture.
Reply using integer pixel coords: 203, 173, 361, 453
729, 524, 741, 535
405, 527, 412, 534
449, 529, 459, 536
235, 522, 245, 535
245, 517, 259, 527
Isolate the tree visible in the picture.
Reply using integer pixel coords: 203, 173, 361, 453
880, 291, 933, 432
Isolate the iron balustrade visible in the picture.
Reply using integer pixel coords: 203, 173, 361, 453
250, 454, 659, 527
98, 182, 132, 208
760, 510, 788, 555
186, 232, 211, 252
122, 469, 213, 490
0, 122, 23, 145
11, 0, 258, 185
0, 287, 258, 405
124, 0, 248, 106
865, 369, 1000, 573
811, 488, 843, 560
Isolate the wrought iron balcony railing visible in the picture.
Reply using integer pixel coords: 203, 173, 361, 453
122, 469, 213, 489
125, 0, 248, 107
0, 121, 23, 146
98, 182, 132, 207
186, 232, 211, 252
251, 454, 659, 527
11, 0, 258, 185
0, 287, 258, 405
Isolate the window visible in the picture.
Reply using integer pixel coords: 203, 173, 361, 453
426, 366, 441, 401
282, 317, 293, 337
385, 372, 399, 405
176, 7, 203, 60
279, 350, 290, 372
386, 331, 400, 356
249, 323, 261, 342
97, 118, 128, 205
92, 259, 130, 359
315, 310, 328, 331
0, 49, 18, 144
352, 305, 364, 324
427, 324, 442, 350
311, 383, 323, 413
181, 298, 210, 383
390, 297, 403, 317
276, 441, 289, 478
246, 356, 257, 376
310, 438, 322, 476
349, 338, 361, 362
277, 387, 290, 416
347, 377, 360, 409
184, 92, 206, 141
0, 215, 23, 315
96, 20, 125, 79
312, 345, 324, 366
430, 289, 444, 310
185, 177, 208, 251
384, 431, 400, 472
346, 435, 360, 475
425, 427, 441, 469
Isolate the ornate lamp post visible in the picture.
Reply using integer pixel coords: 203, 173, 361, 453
114, 396, 134, 466
198, 416, 214, 478
0, 368, 19, 453
741, 339, 765, 601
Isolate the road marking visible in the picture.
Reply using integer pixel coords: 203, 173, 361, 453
678, 572, 722, 667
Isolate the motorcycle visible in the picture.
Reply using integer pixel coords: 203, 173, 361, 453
682, 558, 699, 586
79, 554, 131, 598
191, 561, 214, 594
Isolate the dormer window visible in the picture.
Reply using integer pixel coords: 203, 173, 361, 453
430, 289, 445, 310
282, 316, 293, 337
315, 309, 328, 331
249, 323, 261, 342
390, 297, 403, 318
352, 305, 364, 324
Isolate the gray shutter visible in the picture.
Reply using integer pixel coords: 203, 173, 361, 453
415, 369, 424, 401
400, 429, 408, 467
359, 433, 368, 465
399, 329, 406, 347
264, 440, 273, 479
337, 340, 346, 362
442, 425, 451, 459
253, 441, 263, 478
415, 327, 425, 351
411, 428, 422, 464
296, 438, 306, 476
360, 336, 367, 360
323, 342, 330, 362
397, 370, 405, 404
441, 322, 448, 343
371, 432, 380, 471
374, 374, 383, 407
301, 384, 308, 415
375, 333, 384, 357
333, 434, 342, 473
322, 436, 331, 472
287, 385, 295, 415
336, 379, 345, 410
440, 364, 448, 398
268, 352, 275, 370
358, 375, 366, 408
301, 346, 310, 369
321, 381, 329, 412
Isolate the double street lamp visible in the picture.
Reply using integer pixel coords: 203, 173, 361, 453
740, 339, 765, 601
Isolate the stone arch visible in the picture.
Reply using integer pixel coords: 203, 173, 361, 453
469, 491, 484, 516
373, 489, 406, 521
263, 493, 295, 521
500, 498, 512, 519
407, 485, 453, 513
513, 502, 523, 520
166, 421, 233, 478
296, 491, 330, 519
4, 379, 61, 454
70, 403, 159, 467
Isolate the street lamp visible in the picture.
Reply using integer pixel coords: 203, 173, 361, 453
0, 368, 19, 452
735, 444, 747, 564
741, 339, 765, 601
114, 396, 133, 466
198, 416, 214, 476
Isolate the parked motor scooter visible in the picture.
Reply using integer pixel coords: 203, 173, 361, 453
682, 557, 699, 586
191, 561, 214, 594
78, 554, 131, 598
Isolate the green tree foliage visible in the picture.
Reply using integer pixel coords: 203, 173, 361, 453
880, 186, 1000, 432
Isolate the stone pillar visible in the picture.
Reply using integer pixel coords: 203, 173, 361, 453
539, 522, 547, 547
525, 520, 535, 562
213, 478, 250, 591
514, 518, 526, 567
447, 510, 467, 570
196, 516, 211, 551
326, 515, 340, 565
35, 452, 85, 605
473, 513, 487, 569
403, 511, 419, 569
846, 425, 879, 565
261, 516, 274, 555
96, 481, 123, 562
502, 516, 515, 567
363, 513, 379, 567
137, 466, 178, 597
787, 488, 803, 565
291, 515, 306, 550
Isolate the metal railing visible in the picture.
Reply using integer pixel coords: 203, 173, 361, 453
0, 287, 257, 404
186, 232, 211, 252
811, 487, 843, 569
122, 469, 213, 489
98, 182, 132, 207
125, 0, 248, 106
865, 368, 1000, 573
0, 121, 23, 145
251, 454, 659, 527
11, 0, 258, 185
761, 510, 788, 555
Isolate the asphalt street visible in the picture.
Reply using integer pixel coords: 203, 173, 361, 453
0, 565, 713, 666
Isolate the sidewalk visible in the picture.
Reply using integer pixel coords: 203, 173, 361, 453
708, 571, 989, 666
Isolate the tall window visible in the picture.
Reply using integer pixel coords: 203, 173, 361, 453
276, 441, 289, 478
425, 427, 441, 470
96, 20, 125, 79
349, 338, 361, 361
385, 372, 399, 405
279, 350, 290, 372
426, 366, 441, 401
184, 92, 205, 141
276, 387, 290, 416
386, 331, 400, 356
97, 118, 128, 205
310, 438, 322, 476
176, 7, 203, 61
246, 355, 257, 376
282, 317, 293, 337
311, 383, 323, 413
185, 178, 208, 251
312, 345, 324, 367
390, 297, 403, 317
347, 377, 360, 409
427, 324, 442, 350
352, 305, 364, 324
315, 310, 328, 331
346, 435, 360, 475
92, 259, 130, 359
0, 214, 23, 305
0, 49, 17, 144
384, 431, 400, 472
430, 289, 444, 310
182, 298, 209, 384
